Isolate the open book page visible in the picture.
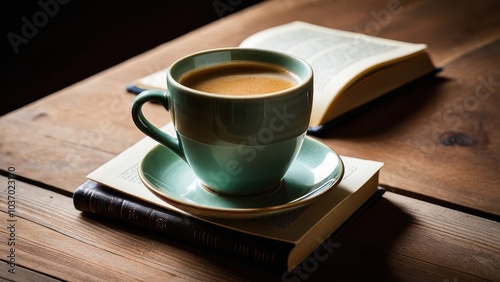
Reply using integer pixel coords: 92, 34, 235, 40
130, 22, 429, 127
133, 69, 167, 91
239, 21, 427, 126
132, 22, 425, 95
87, 123, 383, 243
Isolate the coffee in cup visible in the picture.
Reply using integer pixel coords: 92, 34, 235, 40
131, 48, 313, 196
178, 61, 299, 96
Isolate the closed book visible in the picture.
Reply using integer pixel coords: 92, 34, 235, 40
73, 180, 294, 269
73, 179, 384, 271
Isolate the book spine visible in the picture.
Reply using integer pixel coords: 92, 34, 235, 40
73, 180, 293, 269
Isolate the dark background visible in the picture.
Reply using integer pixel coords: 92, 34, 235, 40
2, 0, 263, 116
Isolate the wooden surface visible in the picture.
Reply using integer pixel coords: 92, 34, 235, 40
1, 176, 498, 281
1, 0, 499, 281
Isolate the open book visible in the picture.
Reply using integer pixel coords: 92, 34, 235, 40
76, 124, 384, 271
127, 21, 436, 133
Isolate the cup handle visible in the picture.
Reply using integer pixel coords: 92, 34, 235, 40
131, 89, 186, 161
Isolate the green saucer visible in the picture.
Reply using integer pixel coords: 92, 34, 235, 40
138, 136, 344, 219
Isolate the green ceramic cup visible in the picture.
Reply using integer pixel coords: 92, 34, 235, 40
131, 48, 313, 196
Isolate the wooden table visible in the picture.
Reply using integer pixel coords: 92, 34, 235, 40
1, 0, 499, 280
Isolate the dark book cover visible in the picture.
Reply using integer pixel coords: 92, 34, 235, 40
73, 179, 385, 271
73, 180, 293, 270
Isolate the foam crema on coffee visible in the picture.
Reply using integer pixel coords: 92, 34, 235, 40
178, 60, 300, 96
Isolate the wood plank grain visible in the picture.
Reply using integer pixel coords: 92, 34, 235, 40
1, 1, 498, 280
329, 192, 500, 281
1, 177, 498, 281
0, 265, 60, 282
283, 192, 500, 281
